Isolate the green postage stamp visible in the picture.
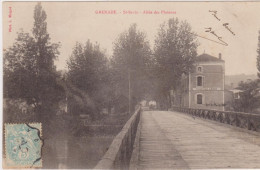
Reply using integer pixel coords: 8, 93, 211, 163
4, 123, 43, 168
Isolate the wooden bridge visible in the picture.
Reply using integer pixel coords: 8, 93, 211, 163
95, 107, 260, 169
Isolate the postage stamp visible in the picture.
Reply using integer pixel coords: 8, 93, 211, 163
4, 123, 43, 168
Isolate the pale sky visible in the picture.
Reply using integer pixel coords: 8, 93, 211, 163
3, 2, 260, 75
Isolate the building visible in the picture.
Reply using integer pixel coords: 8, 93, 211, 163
173, 53, 225, 111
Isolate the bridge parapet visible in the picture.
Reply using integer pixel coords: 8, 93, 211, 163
172, 106, 260, 132
95, 107, 141, 169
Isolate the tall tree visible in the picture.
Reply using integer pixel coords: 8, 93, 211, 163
153, 18, 198, 108
111, 24, 152, 112
67, 40, 109, 117
257, 30, 260, 78
232, 80, 260, 113
4, 3, 63, 120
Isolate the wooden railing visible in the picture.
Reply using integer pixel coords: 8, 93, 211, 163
95, 107, 141, 169
172, 106, 260, 132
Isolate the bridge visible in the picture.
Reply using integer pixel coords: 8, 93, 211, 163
95, 107, 260, 169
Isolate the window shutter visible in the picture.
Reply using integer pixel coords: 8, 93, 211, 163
196, 94, 203, 104
197, 76, 203, 86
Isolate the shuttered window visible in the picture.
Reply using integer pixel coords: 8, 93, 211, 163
197, 94, 203, 104
197, 76, 203, 86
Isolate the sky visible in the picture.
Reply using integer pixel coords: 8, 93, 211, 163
3, 1, 260, 75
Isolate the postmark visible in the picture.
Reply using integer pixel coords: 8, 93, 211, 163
4, 123, 43, 168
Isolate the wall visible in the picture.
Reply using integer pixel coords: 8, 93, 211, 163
94, 107, 141, 169
190, 90, 224, 110
189, 63, 224, 110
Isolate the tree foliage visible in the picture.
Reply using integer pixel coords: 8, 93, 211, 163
4, 3, 64, 119
232, 80, 260, 113
67, 40, 110, 116
111, 24, 152, 112
153, 18, 198, 108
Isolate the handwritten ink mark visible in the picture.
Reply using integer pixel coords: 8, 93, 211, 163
204, 28, 228, 46
209, 10, 221, 21
205, 27, 212, 32
223, 23, 235, 36
209, 10, 236, 36
190, 32, 228, 46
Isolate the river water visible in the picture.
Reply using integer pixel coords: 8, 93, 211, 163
42, 135, 114, 169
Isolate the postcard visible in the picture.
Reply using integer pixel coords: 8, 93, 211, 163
2, 1, 260, 169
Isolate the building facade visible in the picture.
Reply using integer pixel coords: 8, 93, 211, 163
173, 53, 225, 111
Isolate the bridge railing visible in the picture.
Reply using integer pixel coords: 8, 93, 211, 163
95, 106, 141, 169
172, 106, 260, 132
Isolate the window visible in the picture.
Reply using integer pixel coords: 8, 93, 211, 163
197, 76, 203, 86
197, 66, 202, 72
197, 94, 203, 104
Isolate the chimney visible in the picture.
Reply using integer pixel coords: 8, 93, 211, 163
219, 53, 222, 60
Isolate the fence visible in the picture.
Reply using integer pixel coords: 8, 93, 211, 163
172, 106, 260, 132
95, 107, 141, 169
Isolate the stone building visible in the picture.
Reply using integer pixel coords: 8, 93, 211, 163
173, 53, 225, 111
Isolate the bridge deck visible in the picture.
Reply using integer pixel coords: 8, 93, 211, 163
137, 111, 260, 169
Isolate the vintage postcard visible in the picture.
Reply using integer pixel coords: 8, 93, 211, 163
2, 1, 260, 169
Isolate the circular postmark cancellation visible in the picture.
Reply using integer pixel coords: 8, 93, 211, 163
4, 123, 43, 168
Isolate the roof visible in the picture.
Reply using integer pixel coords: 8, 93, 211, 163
195, 53, 224, 63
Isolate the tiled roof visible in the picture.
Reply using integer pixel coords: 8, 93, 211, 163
196, 53, 224, 62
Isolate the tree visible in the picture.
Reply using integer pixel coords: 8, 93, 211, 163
257, 30, 260, 78
153, 17, 198, 108
232, 80, 260, 113
111, 24, 152, 112
231, 30, 260, 113
4, 3, 64, 120
67, 40, 110, 117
